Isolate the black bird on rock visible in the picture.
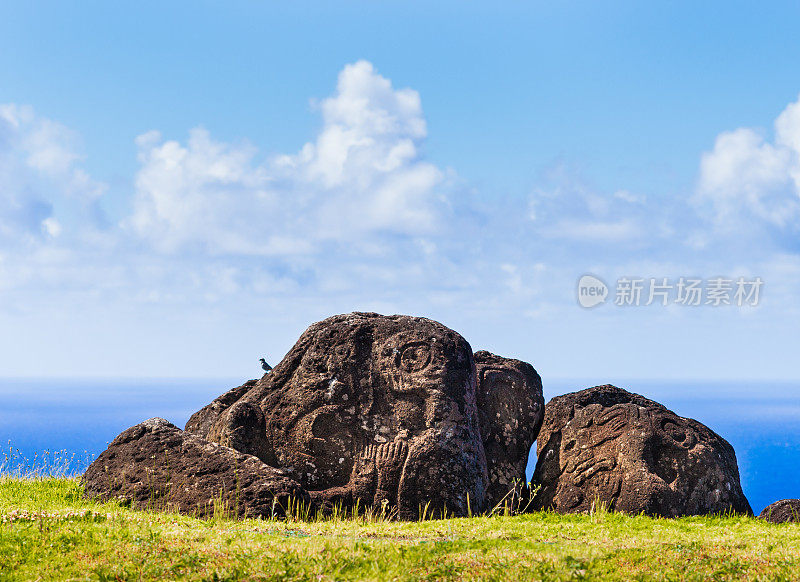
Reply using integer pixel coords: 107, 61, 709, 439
259, 358, 272, 373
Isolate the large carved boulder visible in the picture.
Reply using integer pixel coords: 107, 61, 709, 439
759, 499, 800, 523
82, 418, 308, 518
187, 312, 488, 519
531, 385, 752, 517
474, 350, 544, 508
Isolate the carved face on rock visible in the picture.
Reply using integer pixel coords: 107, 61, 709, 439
474, 351, 544, 508
532, 385, 752, 517
233, 313, 487, 517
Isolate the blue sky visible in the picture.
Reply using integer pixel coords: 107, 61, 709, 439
1, 1, 800, 382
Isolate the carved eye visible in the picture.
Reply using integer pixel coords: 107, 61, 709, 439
660, 418, 686, 443
397, 342, 432, 373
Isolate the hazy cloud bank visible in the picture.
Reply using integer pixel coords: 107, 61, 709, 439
1, 62, 799, 377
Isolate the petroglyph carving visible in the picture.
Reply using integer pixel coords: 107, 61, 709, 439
531, 385, 752, 517
187, 313, 488, 519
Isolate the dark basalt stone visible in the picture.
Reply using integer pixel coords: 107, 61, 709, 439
759, 499, 800, 523
474, 350, 544, 508
82, 418, 308, 518
185, 379, 257, 438
187, 312, 489, 519
531, 385, 752, 517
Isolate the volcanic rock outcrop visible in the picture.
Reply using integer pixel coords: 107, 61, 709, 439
83, 313, 546, 520
531, 385, 752, 517
187, 312, 495, 519
759, 499, 800, 523
82, 418, 307, 518
474, 350, 544, 508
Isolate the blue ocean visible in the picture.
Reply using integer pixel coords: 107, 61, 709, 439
2, 377, 798, 515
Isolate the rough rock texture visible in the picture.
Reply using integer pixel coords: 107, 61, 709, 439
82, 418, 308, 518
185, 379, 272, 463
187, 312, 488, 519
474, 350, 544, 508
531, 385, 752, 517
759, 499, 800, 523
185, 379, 257, 439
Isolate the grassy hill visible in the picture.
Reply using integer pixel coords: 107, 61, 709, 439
1, 477, 799, 581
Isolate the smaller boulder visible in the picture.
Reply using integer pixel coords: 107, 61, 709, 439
759, 499, 800, 523
82, 418, 308, 518
531, 385, 752, 517
474, 350, 544, 509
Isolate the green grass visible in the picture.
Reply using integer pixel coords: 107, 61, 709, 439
1, 477, 799, 581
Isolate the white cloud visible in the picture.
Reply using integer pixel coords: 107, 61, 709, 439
613, 189, 645, 204
129, 61, 447, 255
0, 104, 80, 175
0, 104, 105, 245
528, 163, 662, 245
41, 217, 62, 238
541, 218, 645, 243
2, 64, 800, 379
695, 95, 800, 232
128, 128, 284, 255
